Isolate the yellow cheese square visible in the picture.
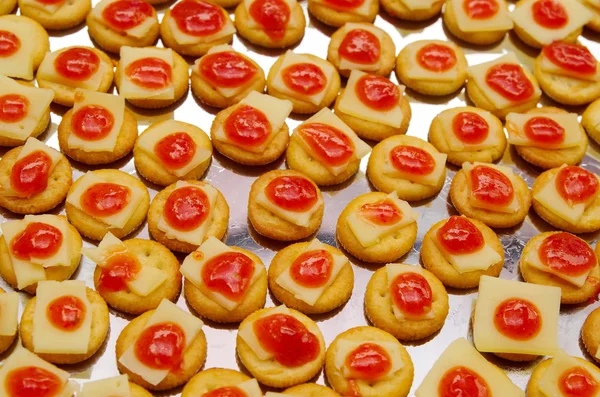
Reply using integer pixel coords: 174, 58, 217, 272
463, 162, 521, 213
386, 263, 435, 321
118, 46, 175, 100
333, 339, 404, 381
401, 41, 460, 82
506, 111, 583, 149
338, 24, 384, 72
92, 0, 156, 39
451, 0, 513, 32
437, 107, 503, 152
195, 45, 252, 98
0, 19, 36, 79
81, 375, 131, 397
37, 50, 109, 91
255, 180, 322, 227
0, 292, 18, 336
19, 0, 65, 13
539, 350, 600, 397
244, 0, 302, 28
0, 219, 47, 289
82, 231, 127, 265
380, 139, 447, 186
312, 0, 376, 15
127, 266, 168, 297
540, 51, 600, 82
237, 305, 291, 360
166, 7, 235, 45
21, 214, 72, 269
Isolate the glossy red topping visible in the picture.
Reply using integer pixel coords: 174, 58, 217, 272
439, 366, 490, 397
0, 30, 20, 58
224, 105, 271, 148
452, 112, 489, 145
253, 313, 320, 367
298, 123, 354, 167
463, 0, 498, 19
539, 232, 595, 277
171, 0, 225, 37
345, 343, 392, 381
323, 0, 365, 10
355, 75, 399, 111
154, 132, 197, 170
46, 295, 86, 332
290, 249, 333, 288
71, 105, 114, 141
358, 199, 402, 226
0, 94, 29, 123
543, 41, 596, 75
339, 29, 381, 65
36, 0, 65, 4
5, 367, 63, 397
102, 0, 153, 31
532, 0, 568, 29
135, 322, 186, 370
555, 166, 599, 206
485, 63, 534, 102
494, 298, 542, 340
389, 145, 436, 176
417, 44, 457, 73
469, 165, 514, 207
281, 63, 327, 96
98, 252, 141, 292
164, 186, 209, 232
265, 175, 318, 212
391, 272, 432, 317
80, 182, 131, 218
125, 57, 172, 90
199, 52, 257, 89
54, 48, 100, 81
202, 387, 247, 397
11, 222, 63, 261
10, 151, 52, 198
436, 216, 485, 255
559, 367, 599, 397
202, 251, 255, 301
249, 0, 290, 40
524, 116, 565, 146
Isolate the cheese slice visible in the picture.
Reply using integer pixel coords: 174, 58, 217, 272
346, 191, 419, 248
473, 276, 561, 356
119, 299, 204, 386
180, 236, 264, 311
195, 45, 253, 98
83, 231, 127, 264
381, 140, 447, 186
19, 0, 66, 14
20, 214, 72, 268
467, 52, 541, 110
506, 112, 583, 149
437, 107, 503, 152
415, 338, 524, 397
81, 375, 131, 397
237, 305, 292, 360
540, 50, 600, 82
2, 138, 62, 198
0, 76, 54, 142
402, 41, 460, 82
91, 0, 156, 39
510, 0, 591, 46
0, 19, 36, 79
399, 0, 441, 10
66, 171, 146, 229
156, 181, 218, 245
271, 51, 336, 106
33, 280, 92, 355
275, 239, 348, 306
463, 162, 521, 213
118, 46, 175, 100
338, 24, 384, 72
451, 0, 514, 32
214, 91, 293, 153
386, 263, 435, 321
539, 350, 600, 396
68, 89, 125, 153
293, 108, 371, 176
197, 379, 262, 397
0, 292, 18, 336
136, 120, 211, 177
244, 0, 301, 29
1, 219, 46, 289
166, 5, 235, 46
337, 70, 405, 129
37, 49, 109, 91
311, 0, 375, 17
334, 339, 404, 381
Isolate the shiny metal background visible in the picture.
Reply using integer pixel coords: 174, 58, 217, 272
1, 1, 600, 395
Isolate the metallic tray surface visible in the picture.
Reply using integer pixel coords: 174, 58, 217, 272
1, 1, 600, 395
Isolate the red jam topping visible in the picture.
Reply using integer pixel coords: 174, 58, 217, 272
463, 0, 498, 19
199, 51, 257, 89
264, 175, 318, 212
0, 94, 28, 123
417, 44, 457, 72
539, 232, 595, 277
0, 30, 20, 58
98, 252, 141, 292
54, 48, 100, 81
452, 112, 489, 145
339, 29, 381, 65
164, 186, 209, 232
494, 298, 542, 341
71, 105, 114, 141
555, 166, 599, 206
46, 295, 87, 332
358, 199, 402, 226
559, 367, 599, 397
532, 0, 568, 29
154, 132, 197, 170
345, 343, 392, 381
389, 145, 435, 176
102, 0, 153, 31
171, 0, 225, 37
439, 366, 490, 397
485, 63, 534, 102
10, 151, 52, 198
391, 272, 432, 317
80, 182, 131, 218
253, 313, 320, 367
36, 0, 65, 4
5, 367, 63, 397
249, 0, 290, 40
436, 216, 485, 255
543, 41, 596, 76
202, 251, 255, 301
223, 105, 271, 148
125, 57, 172, 90
11, 222, 63, 261
134, 322, 186, 370
323, 0, 365, 10
355, 75, 399, 111
524, 116, 565, 146
202, 387, 247, 397
297, 123, 354, 167
469, 165, 514, 207
290, 249, 333, 288
281, 63, 326, 96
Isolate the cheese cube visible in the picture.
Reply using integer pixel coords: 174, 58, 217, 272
0, 292, 18, 336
